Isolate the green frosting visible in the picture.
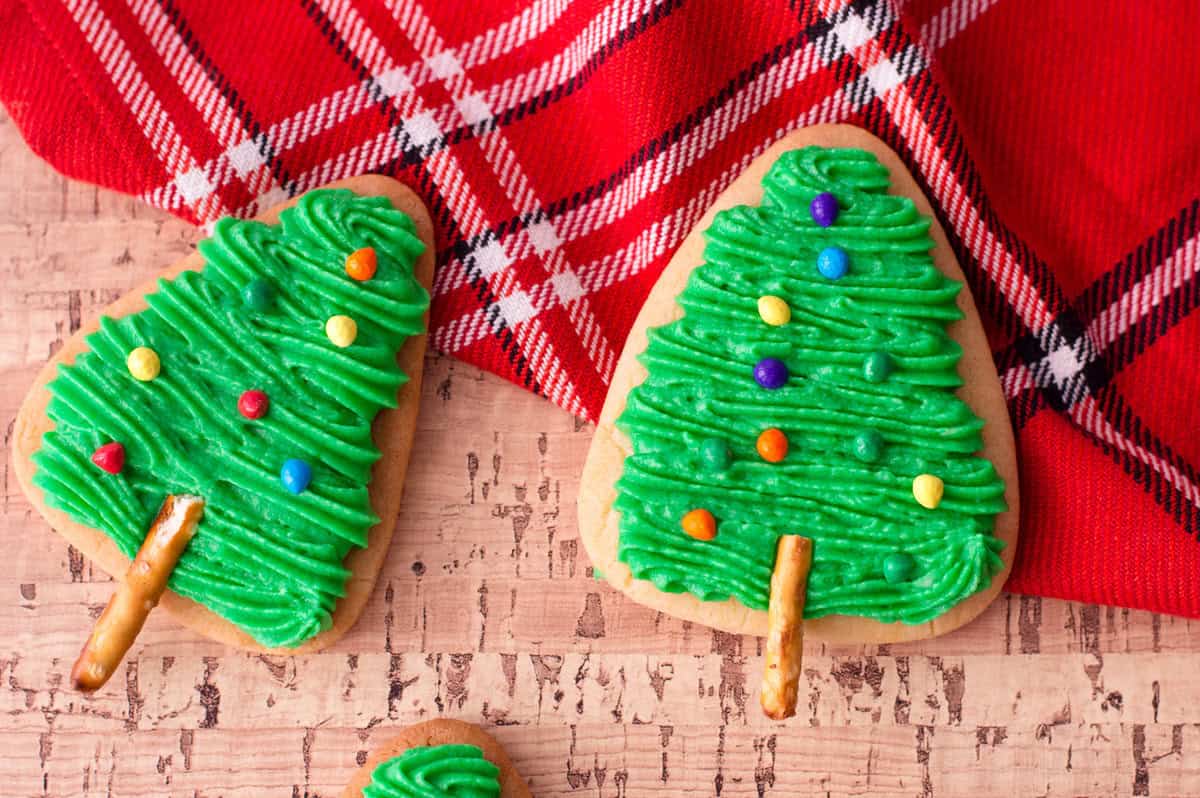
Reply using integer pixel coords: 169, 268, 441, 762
33, 189, 428, 648
363, 745, 500, 798
614, 146, 1007, 625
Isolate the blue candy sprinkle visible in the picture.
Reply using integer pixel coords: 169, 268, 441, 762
281, 458, 313, 494
817, 246, 850, 280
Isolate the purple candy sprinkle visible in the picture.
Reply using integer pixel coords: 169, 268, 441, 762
810, 192, 838, 227
753, 357, 789, 390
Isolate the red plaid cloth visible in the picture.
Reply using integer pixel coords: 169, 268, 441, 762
3, 0, 1199, 618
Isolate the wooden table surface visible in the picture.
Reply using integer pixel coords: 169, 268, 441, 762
2, 109, 1199, 798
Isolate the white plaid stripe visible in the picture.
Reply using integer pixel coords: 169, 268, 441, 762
999, 364, 1035, 398
867, 14, 1200, 511
433, 145, 763, 356
433, 2, 941, 356
66, 0, 226, 219
1071, 397, 1200, 508
142, 0, 649, 217
434, 23, 836, 302
459, 0, 573, 69
432, 88, 862, 355
312, 0, 587, 415
383, 0, 614, 406
919, 0, 1003, 49
242, 0, 666, 220
1089, 230, 1200, 349
129, 0, 265, 198
999, 228, 1200, 399
379, 1, 604, 405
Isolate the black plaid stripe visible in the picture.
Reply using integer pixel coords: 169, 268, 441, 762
1105, 258, 1200, 373
442, 2, 847, 277
814, 0, 895, 64
377, 0, 688, 228
1013, 310, 1109, 412
1092, 386, 1200, 536
301, 0, 600, 391
992, 197, 1200, 418
1078, 198, 1200, 322
814, 2, 928, 110
856, 7, 1200, 534
875, 68, 1027, 343
157, 0, 295, 194
301, 0, 448, 168
443, 0, 930, 284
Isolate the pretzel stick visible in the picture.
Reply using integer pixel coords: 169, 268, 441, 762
760, 534, 812, 720
71, 494, 204, 692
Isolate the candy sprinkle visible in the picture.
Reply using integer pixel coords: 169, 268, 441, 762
756, 428, 788, 463
883, 552, 917, 584
753, 357, 789, 390
281, 459, 313, 494
817, 246, 850, 280
912, 474, 945, 509
126, 347, 161, 382
699, 437, 733, 471
325, 315, 358, 348
757, 295, 791, 326
863, 351, 892, 383
91, 442, 125, 474
345, 247, 377, 281
681, 508, 717, 541
852, 430, 884, 463
238, 389, 270, 419
810, 192, 839, 227
242, 278, 275, 312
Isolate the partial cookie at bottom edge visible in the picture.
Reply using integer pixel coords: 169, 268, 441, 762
340, 719, 532, 798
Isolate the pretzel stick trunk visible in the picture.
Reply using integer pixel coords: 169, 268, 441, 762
71, 494, 205, 692
760, 534, 813, 720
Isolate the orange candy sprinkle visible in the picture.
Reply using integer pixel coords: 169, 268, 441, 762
345, 247, 378, 281
756, 427, 788, 462
681, 508, 717, 541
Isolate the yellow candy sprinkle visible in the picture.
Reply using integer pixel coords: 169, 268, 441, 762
757, 295, 791, 326
912, 474, 944, 509
126, 346, 161, 381
325, 315, 358, 348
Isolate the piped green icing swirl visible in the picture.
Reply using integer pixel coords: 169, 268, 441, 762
33, 189, 428, 647
614, 146, 1006, 625
363, 745, 500, 798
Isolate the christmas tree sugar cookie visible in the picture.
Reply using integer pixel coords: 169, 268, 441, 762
578, 125, 1019, 718
12, 176, 433, 683
341, 720, 531, 798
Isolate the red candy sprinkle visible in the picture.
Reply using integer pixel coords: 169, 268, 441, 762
238, 389, 270, 419
92, 442, 125, 474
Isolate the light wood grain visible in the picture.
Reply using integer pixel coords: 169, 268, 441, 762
2, 109, 1199, 797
